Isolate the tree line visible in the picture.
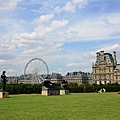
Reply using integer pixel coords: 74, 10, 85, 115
0, 82, 120, 94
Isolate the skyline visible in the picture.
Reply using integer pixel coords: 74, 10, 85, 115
0, 0, 120, 76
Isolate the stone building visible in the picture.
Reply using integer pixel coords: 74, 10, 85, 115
50, 73, 63, 83
63, 71, 93, 84
92, 51, 120, 84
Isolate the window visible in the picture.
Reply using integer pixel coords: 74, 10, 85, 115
100, 75, 101, 79
94, 75, 96, 79
104, 81, 106, 84
109, 74, 111, 79
104, 68, 106, 72
104, 74, 106, 79
116, 75, 118, 80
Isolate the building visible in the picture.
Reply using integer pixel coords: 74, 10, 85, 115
0, 76, 18, 84
63, 71, 93, 84
50, 73, 63, 83
7, 76, 18, 84
18, 73, 63, 84
92, 51, 120, 84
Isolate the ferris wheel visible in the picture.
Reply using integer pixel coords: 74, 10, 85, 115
24, 58, 49, 84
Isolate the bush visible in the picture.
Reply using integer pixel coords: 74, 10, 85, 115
5, 84, 42, 94
3, 82, 120, 94
68, 82, 120, 93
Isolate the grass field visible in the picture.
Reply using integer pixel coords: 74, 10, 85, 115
0, 93, 120, 120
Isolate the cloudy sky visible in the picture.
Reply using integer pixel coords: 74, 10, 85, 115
0, 0, 120, 76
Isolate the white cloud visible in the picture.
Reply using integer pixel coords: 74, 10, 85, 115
64, 2, 75, 12
13, 32, 36, 40
63, 14, 120, 41
66, 61, 91, 68
98, 44, 120, 52
7, 69, 17, 74
54, 0, 88, 13
0, 60, 7, 65
72, 0, 88, 8
34, 25, 53, 37
54, 68, 66, 75
66, 63, 81, 67
0, 0, 22, 12
51, 19, 68, 29
33, 14, 54, 24
54, 6, 63, 13
107, 13, 120, 24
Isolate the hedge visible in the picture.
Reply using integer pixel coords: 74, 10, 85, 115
5, 83, 42, 94
0, 83, 120, 94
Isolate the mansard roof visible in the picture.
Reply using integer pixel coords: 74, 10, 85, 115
95, 52, 114, 65
104, 53, 114, 65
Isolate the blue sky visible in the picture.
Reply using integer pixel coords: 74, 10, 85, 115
0, 0, 120, 76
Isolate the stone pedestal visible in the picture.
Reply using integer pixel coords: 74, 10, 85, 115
0, 92, 9, 98
42, 89, 60, 96
60, 90, 66, 95
60, 90, 69, 95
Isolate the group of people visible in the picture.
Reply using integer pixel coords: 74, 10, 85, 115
95, 88, 106, 93
98, 88, 106, 93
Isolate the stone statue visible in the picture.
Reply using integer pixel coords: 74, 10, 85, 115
42, 80, 57, 90
1, 71, 7, 92
61, 80, 68, 90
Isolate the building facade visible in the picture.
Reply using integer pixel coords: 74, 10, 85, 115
92, 51, 120, 84
50, 73, 63, 83
63, 71, 93, 84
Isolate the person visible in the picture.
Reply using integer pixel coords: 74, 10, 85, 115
1, 71, 7, 91
98, 88, 102, 93
103, 88, 106, 92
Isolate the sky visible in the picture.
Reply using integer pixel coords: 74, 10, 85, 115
0, 0, 120, 76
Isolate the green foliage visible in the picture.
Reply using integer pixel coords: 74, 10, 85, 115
68, 82, 120, 93
5, 84, 42, 94
85, 84, 96, 92
3, 82, 120, 94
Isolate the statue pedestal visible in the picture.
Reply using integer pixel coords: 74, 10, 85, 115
42, 89, 60, 96
60, 90, 69, 95
0, 91, 9, 98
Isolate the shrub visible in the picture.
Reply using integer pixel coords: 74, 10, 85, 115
5, 84, 42, 94
3, 82, 120, 94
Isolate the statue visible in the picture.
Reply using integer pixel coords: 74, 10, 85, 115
42, 80, 60, 96
42, 80, 57, 90
61, 80, 68, 90
60, 80, 69, 95
0, 71, 7, 92
42, 75, 57, 90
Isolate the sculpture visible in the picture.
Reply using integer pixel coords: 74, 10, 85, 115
42, 80, 57, 90
0, 71, 7, 92
61, 80, 68, 90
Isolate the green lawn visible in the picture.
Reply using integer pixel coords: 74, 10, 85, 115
0, 93, 120, 120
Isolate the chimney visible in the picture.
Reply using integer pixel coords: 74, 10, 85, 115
113, 51, 117, 65
96, 52, 100, 61
100, 51, 104, 62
